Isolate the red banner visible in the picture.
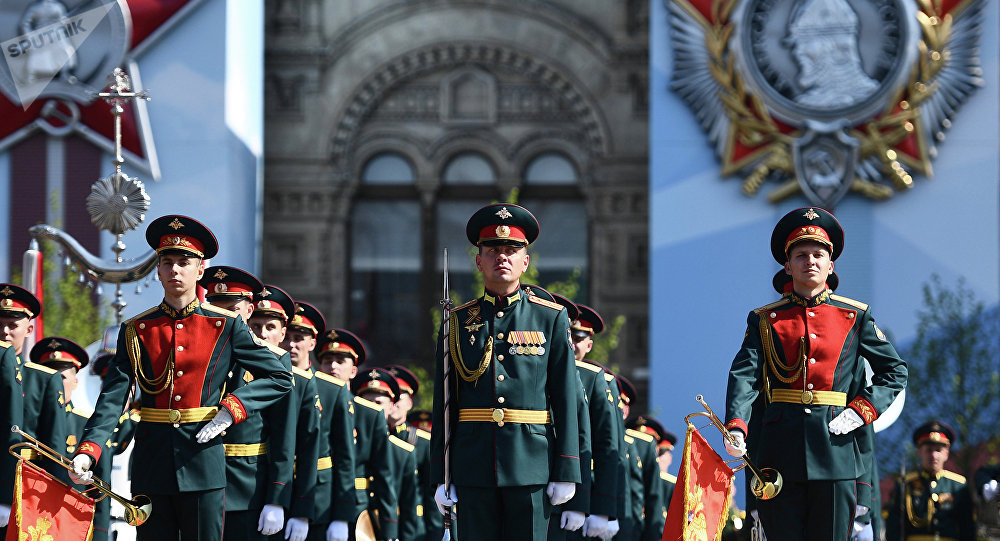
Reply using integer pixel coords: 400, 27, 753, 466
6, 460, 94, 541
662, 425, 734, 541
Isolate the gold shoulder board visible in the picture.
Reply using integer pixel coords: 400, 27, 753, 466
292, 367, 313, 379
202, 304, 238, 317
941, 470, 967, 484
315, 371, 346, 387
354, 395, 383, 411
626, 428, 655, 443
24, 361, 57, 375
125, 305, 159, 325
71, 407, 93, 419
416, 429, 431, 440
0, 339, 11, 349
265, 342, 287, 356
905, 471, 921, 482
753, 298, 790, 314
661, 472, 677, 483
830, 294, 869, 311
453, 298, 479, 311
389, 435, 416, 452
527, 296, 563, 311
604, 372, 615, 383
576, 360, 603, 373
624, 434, 635, 444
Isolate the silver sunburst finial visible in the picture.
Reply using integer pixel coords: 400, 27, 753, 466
86, 172, 150, 235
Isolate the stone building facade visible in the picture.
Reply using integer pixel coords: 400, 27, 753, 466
263, 0, 651, 407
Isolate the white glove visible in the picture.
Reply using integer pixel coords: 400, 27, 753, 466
983, 479, 999, 501
196, 408, 234, 443
725, 429, 746, 457
434, 484, 458, 516
111, 520, 137, 541
0, 504, 9, 528
603, 519, 620, 540
326, 520, 349, 541
854, 505, 869, 518
258, 504, 285, 535
546, 481, 576, 506
560, 510, 585, 531
851, 520, 873, 541
284, 517, 309, 541
70, 454, 95, 484
828, 409, 864, 435
749, 510, 765, 541
582, 514, 609, 538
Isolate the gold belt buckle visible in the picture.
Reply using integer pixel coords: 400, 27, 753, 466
492, 408, 505, 425
801, 391, 814, 404
168, 409, 182, 423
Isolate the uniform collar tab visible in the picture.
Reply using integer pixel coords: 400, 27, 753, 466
159, 298, 200, 319
787, 288, 831, 308
484, 290, 521, 307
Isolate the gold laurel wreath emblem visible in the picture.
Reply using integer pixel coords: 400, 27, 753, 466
699, 0, 952, 202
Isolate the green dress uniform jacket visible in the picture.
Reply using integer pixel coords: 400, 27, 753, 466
389, 434, 425, 541
313, 371, 357, 525
430, 290, 581, 487
223, 346, 297, 512
725, 291, 907, 481
604, 370, 629, 522
621, 429, 666, 541
353, 396, 398, 539
394, 423, 435, 541
21, 359, 69, 482
288, 367, 321, 521
575, 360, 621, 518
75, 300, 294, 495
885, 469, 974, 541
0, 343, 22, 507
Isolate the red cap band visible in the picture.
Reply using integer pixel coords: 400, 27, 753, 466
40, 350, 82, 369
477, 224, 528, 245
290, 315, 318, 335
917, 431, 951, 446
395, 378, 413, 394
207, 282, 255, 297
784, 225, 832, 256
157, 234, 206, 258
320, 341, 358, 361
0, 297, 34, 317
359, 380, 395, 399
255, 300, 287, 320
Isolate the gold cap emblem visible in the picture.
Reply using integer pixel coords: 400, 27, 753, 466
0, 286, 13, 297
47, 339, 60, 349
803, 209, 820, 220
214, 283, 228, 293
259, 288, 271, 297
369, 369, 380, 379
496, 225, 510, 238
496, 207, 513, 220
213, 269, 228, 279
327, 330, 339, 340
258, 300, 272, 309
1, 299, 12, 309
168, 218, 185, 230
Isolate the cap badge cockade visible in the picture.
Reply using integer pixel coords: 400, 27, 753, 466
496, 225, 511, 238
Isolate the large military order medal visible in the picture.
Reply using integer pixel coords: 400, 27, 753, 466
668, 0, 984, 207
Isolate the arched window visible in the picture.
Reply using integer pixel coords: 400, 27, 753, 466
361, 152, 415, 184
524, 152, 577, 185
443, 152, 495, 184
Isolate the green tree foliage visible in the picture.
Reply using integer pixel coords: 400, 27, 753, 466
876, 275, 1000, 477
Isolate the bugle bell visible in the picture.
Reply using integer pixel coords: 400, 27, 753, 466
687, 395, 783, 500
8, 426, 152, 526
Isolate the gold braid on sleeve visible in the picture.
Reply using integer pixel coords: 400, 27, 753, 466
127, 321, 173, 395
758, 315, 804, 391
448, 311, 492, 383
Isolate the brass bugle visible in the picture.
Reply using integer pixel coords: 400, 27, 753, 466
9, 426, 152, 525
688, 395, 783, 500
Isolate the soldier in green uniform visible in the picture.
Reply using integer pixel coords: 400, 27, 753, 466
277, 299, 325, 541
886, 421, 974, 541
629, 416, 676, 514
0, 284, 69, 485
69, 215, 294, 541
724, 207, 908, 541
309, 326, 358, 541
431, 203, 581, 541
199, 266, 299, 541
315, 328, 397, 541
354, 367, 423, 541
30, 338, 119, 541
385, 365, 436, 541
0, 315, 22, 537
550, 298, 623, 541
618, 377, 666, 541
